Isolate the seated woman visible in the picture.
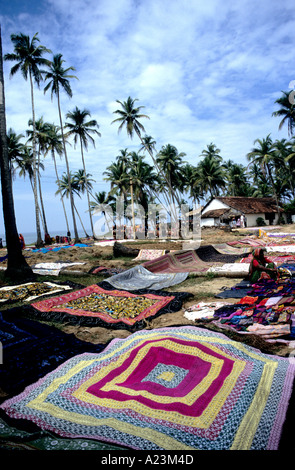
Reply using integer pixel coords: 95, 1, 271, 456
19, 233, 25, 250
248, 247, 278, 283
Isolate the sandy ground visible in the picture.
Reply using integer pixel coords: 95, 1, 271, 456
1, 224, 294, 353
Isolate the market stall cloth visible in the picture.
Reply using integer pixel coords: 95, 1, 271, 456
0, 281, 73, 304
106, 265, 188, 291
29, 284, 191, 330
0, 312, 105, 398
1, 326, 294, 450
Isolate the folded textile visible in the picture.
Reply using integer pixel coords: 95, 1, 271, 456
31, 262, 85, 276
1, 326, 294, 450
184, 301, 229, 320
106, 265, 188, 290
208, 263, 250, 275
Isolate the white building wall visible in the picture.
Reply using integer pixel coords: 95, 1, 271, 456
201, 218, 215, 227
202, 199, 230, 214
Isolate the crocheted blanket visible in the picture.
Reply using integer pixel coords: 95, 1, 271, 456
29, 284, 191, 330
1, 326, 294, 450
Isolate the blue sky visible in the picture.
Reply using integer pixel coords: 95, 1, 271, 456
0, 0, 294, 237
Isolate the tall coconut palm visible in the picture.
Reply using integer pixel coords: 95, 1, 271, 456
273, 138, 295, 197
224, 160, 250, 196
44, 123, 70, 233
90, 191, 116, 236
7, 128, 25, 179
43, 53, 80, 243
181, 163, 204, 204
65, 106, 101, 237
56, 172, 88, 237
104, 160, 130, 199
272, 91, 295, 137
4, 32, 51, 247
139, 135, 157, 155
16, 146, 46, 231
111, 97, 181, 207
0, 28, 32, 276
156, 144, 186, 206
26, 117, 50, 235
195, 153, 226, 200
247, 135, 281, 218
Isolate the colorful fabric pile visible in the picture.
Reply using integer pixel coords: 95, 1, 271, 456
1, 326, 294, 450
29, 284, 191, 330
213, 278, 295, 342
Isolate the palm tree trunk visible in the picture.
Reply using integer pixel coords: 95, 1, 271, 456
80, 139, 94, 236
57, 89, 80, 243
37, 148, 49, 235
0, 28, 32, 277
74, 202, 89, 237
29, 70, 43, 247
52, 149, 70, 233
266, 163, 281, 222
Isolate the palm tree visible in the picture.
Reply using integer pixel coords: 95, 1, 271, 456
7, 128, 25, 179
273, 138, 295, 197
111, 97, 181, 207
4, 32, 51, 247
200, 143, 223, 162
104, 160, 130, 199
247, 135, 281, 218
181, 163, 204, 204
156, 144, 186, 206
44, 123, 70, 233
26, 117, 50, 235
195, 152, 226, 200
0, 28, 32, 277
90, 191, 116, 236
56, 172, 88, 237
272, 91, 295, 137
224, 160, 250, 196
65, 106, 101, 237
43, 53, 80, 243
16, 146, 46, 231
139, 135, 157, 155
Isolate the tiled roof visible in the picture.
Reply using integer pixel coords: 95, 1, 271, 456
213, 197, 283, 214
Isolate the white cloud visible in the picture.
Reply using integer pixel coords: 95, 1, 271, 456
0, 0, 294, 235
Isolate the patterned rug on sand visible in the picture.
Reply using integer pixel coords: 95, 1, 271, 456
1, 326, 294, 450
143, 250, 210, 273
29, 284, 191, 330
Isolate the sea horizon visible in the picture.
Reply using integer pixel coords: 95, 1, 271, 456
0, 229, 92, 247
